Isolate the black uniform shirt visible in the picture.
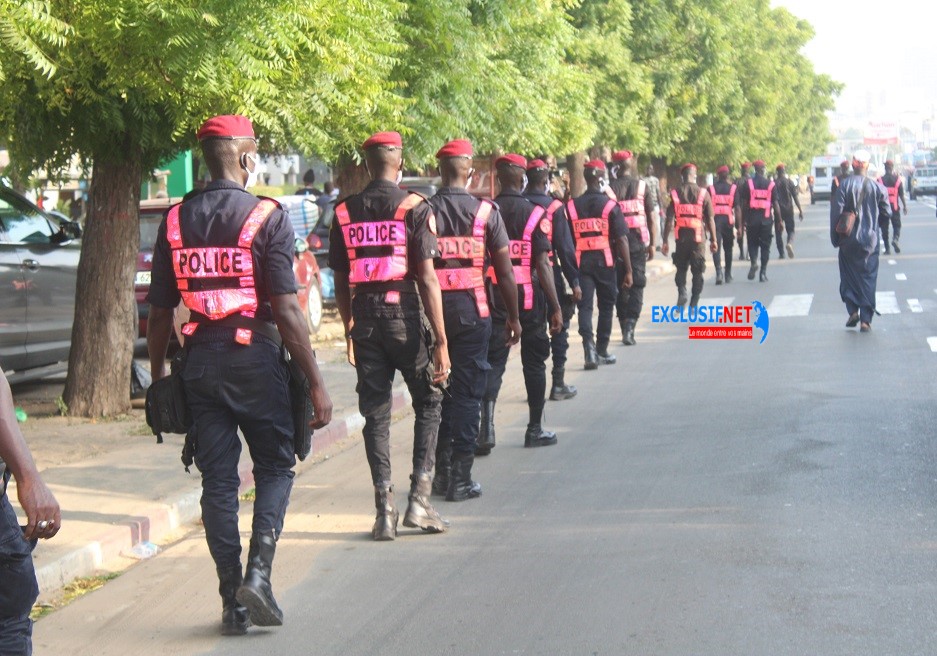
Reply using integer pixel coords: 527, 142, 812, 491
147, 180, 297, 325
525, 190, 580, 288
666, 183, 714, 245
879, 172, 906, 205
733, 175, 750, 208
327, 179, 438, 290
774, 177, 800, 213
608, 175, 656, 251
568, 189, 628, 269
428, 187, 509, 265
494, 191, 552, 257
736, 174, 775, 225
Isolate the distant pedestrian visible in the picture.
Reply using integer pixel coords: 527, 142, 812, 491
876, 160, 907, 254
295, 168, 320, 196
316, 180, 338, 216
772, 164, 803, 259
0, 366, 61, 656
734, 162, 751, 261
644, 164, 663, 251
830, 149, 891, 333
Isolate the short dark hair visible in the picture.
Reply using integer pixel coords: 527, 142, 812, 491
303, 168, 316, 185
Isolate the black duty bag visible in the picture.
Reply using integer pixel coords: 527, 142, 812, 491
145, 349, 191, 443
286, 352, 314, 461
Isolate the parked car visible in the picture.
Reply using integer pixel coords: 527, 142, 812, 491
0, 184, 82, 383
136, 198, 324, 337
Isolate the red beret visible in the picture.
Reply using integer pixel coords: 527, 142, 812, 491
197, 115, 255, 141
362, 131, 402, 150
776, 163, 785, 171
741, 161, 751, 168
885, 159, 894, 166
680, 162, 697, 172
436, 139, 473, 159
527, 159, 548, 171
752, 160, 766, 168
495, 153, 527, 169
717, 165, 730, 174
584, 159, 606, 171
611, 150, 633, 162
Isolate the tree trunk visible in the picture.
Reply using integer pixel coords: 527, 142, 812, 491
62, 146, 142, 417
334, 155, 370, 198
566, 152, 585, 198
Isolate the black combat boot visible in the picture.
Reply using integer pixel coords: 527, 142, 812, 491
402, 472, 449, 533
446, 454, 482, 501
676, 286, 688, 307
715, 267, 724, 285
549, 368, 577, 400
759, 265, 768, 282
218, 565, 251, 636
595, 338, 616, 365
474, 399, 496, 456
892, 237, 900, 253
524, 422, 558, 447
371, 483, 398, 541
432, 439, 451, 496
748, 260, 758, 280
622, 319, 636, 346
583, 338, 598, 370
689, 293, 700, 308
236, 530, 283, 627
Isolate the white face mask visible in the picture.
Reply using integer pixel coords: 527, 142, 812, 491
465, 168, 475, 190
395, 169, 403, 185
598, 178, 608, 193
243, 153, 259, 189
522, 174, 528, 191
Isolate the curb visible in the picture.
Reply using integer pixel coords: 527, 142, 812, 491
34, 388, 410, 597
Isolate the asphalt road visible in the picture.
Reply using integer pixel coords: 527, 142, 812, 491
34, 198, 937, 655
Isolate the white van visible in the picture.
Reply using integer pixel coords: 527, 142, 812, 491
911, 166, 937, 198
810, 155, 844, 202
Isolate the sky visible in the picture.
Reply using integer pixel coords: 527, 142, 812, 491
772, 0, 937, 138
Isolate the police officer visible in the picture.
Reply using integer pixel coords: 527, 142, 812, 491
479, 155, 564, 455
429, 139, 520, 501
608, 150, 656, 345
737, 159, 775, 282
662, 163, 717, 307
329, 131, 451, 541
735, 162, 751, 261
877, 159, 908, 254
0, 366, 60, 656
524, 159, 581, 401
709, 165, 736, 285
568, 160, 632, 369
148, 115, 333, 633
772, 163, 803, 259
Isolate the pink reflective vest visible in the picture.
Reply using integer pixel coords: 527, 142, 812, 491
709, 183, 737, 225
618, 179, 650, 246
334, 193, 423, 285
747, 178, 775, 219
567, 198, 617, 267
487, 204, 548, 310
166, 198, 278, 345
877, 176, 901, 212
435, 200, 492, 318
671, 188, 707, 243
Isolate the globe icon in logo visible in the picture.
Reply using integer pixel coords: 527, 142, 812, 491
752, 301, 769, 344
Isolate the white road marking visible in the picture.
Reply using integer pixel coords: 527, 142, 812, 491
908, 299, 923, 313
700, 297, 735, 307
767, 294, 814, 317
928, 337, 937, 352
896, 273, 907, 281
888, 259, 897, 266
876, 291, 901, 314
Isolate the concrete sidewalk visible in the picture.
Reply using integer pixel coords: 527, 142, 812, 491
13, 257, 675, 602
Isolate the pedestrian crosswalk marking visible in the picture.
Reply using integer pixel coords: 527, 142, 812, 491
700, 297, 735, 307
876, 291, 901, 314
896, 273, 907, 281
767, 294, 814, 317
888, 259, 897, 266
928, 337, 937, 352
908, 299, 923, 313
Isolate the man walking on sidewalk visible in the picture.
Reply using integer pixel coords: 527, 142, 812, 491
0, 367, 60, 656
479, 155, 564, 455
608, 150, 656, 345
330, 131, 451, 541
148, 115, 333, 634
524, 159, 581, 401
429, 139, 520, 502
567, 160, 632, 369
